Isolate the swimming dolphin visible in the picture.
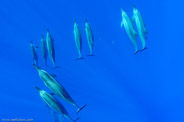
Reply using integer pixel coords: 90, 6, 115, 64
74, 20, 83, 59
30, 41, 38, 65
41, 35, 47, 66
132, 6, 147, 51
33, 64, 86, 114
35, 86, 79, 122
121, 8, 139, 54
85, 20, 94, 56
46, 29, 56, 67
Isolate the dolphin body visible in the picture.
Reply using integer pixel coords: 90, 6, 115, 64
33, 65, 86, 114
121, 8, 139, 54
46, 29, 56, 67
35, 87, 79, 122
41, 36, 47, 66
132, 6, 147, 51
30, 41, 38, 65
74, 21, 83, 59
85, 20, 94, 56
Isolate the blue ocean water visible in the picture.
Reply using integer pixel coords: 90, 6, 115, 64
0, 0, 184, 122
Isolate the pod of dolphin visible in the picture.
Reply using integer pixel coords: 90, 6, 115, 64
30, 6, 147, 122
121, 6, 147, 54
74, 20, 94, 59
31, 28, 88, 121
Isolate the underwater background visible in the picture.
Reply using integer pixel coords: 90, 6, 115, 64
0, 0, 184, 122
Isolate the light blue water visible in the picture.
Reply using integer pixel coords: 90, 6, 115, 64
0, 0, 184, 122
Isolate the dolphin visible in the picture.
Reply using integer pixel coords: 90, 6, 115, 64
41, 35, 47, 66
46, 29, 56, 67
121, 8, 139, 54
85, 20, 94, 56
74, 20, 83, 59
132, 6, 147, 51
35, 86, 79, 122
30, 41, 38, 65
33, 64, 86, 114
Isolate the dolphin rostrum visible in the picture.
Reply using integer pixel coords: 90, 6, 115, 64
85, 20, 94, 56
30, 41, 38, 65
121, 8, 139, 54
33, 65, 86, 114
74, 20, 83, 59
35, 86, 79, 122
132, 6, 147, 51
41, 35, 47, 66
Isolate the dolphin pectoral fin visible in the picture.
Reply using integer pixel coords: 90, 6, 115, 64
76, 104, 87, 114
73, 117, 79, 122
50, 74, 57, 77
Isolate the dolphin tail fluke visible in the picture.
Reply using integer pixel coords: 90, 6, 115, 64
87, 54, 95, 56
35, 86, 41, 91
51, 66, 60, 70
73, 118, 79, 122
33, 64, 40, 70
47, 28, 50, 32
133, 4, 136, 9
76, 104, 87, 114
45, 63, 48, 67
33, 60, 37, 66
75, 57, 85, 60
44, 60, 47, 67
140, 47, 148, 53
133, 50, 140, 55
